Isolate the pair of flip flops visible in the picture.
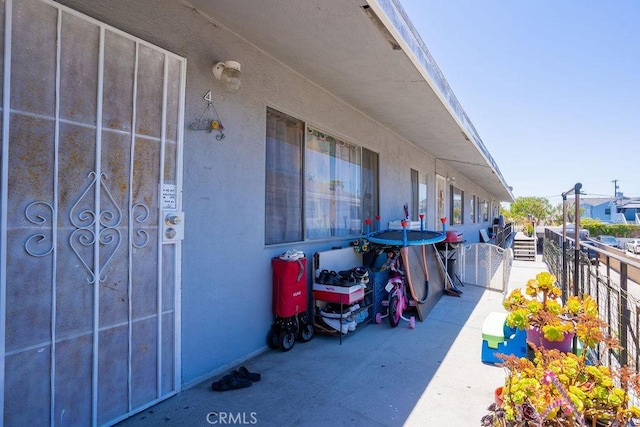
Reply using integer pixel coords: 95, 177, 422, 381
211, 366, 261, 392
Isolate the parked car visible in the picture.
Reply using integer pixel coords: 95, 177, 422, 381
564, 227, 590, 239
595, 235, 621, 248
581, 241, 598, 265
627, 239, 640, 254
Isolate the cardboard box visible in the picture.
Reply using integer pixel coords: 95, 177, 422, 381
313, 283, 365, 304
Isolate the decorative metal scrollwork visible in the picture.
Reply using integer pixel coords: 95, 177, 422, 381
132, 202, 150, 248
24, 201, 54, 257
69, 171, 122, 282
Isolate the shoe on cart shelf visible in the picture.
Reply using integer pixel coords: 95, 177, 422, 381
321, 316, 349, 334
336, 267, 370, 285
344, 315, 357, 331
320, 303, 360, 319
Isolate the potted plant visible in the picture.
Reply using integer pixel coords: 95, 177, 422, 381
482, 349, 640, 426
482, 272, 640, 426
502, 272, 597, 352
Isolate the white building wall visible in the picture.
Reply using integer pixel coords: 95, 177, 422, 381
56, 0, 498, 386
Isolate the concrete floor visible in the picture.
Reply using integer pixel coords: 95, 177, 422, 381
116, 258, 547, 427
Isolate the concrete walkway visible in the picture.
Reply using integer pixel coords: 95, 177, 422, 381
116, 258, 547, 427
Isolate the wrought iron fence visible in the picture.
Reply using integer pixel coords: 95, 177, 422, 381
544, 228, 640, 371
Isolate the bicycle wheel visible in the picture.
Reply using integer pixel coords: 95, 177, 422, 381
389, 294, 400, 328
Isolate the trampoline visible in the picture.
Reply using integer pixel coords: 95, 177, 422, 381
366, 229, 445, 246
365, 227, 446, 316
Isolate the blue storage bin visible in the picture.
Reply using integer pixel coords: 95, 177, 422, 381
481, 312, 527, 365
370, 269, 389, 320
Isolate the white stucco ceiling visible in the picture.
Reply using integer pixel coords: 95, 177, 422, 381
186, 0, 514, 201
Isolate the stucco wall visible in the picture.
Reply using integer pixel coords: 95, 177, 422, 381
55, 0, 499, 387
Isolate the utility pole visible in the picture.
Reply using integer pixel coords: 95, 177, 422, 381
612, 179, 619, 198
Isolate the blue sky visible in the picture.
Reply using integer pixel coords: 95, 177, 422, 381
400, 0, 640, 206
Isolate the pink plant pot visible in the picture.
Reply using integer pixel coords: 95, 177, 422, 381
526, 327, 574, 353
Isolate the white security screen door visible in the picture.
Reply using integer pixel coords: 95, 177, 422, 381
0, 0, 185, 425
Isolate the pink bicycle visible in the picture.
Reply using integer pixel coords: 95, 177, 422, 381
366, 215, 446, 330
375, 250, 416, 329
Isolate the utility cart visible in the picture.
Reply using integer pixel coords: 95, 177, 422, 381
268, 255, 314, 352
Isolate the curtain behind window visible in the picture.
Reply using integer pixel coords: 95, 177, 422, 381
470, 195, 476, 223
450, 185, 464, 225
361, 148, 379, 231
305, 130, 362, 238
411, 169, 419, 220
419, 174, 427, 217
266, 108, 379, 243
410, 170, 428, 221
265, 109, 303, 244
435, 175, 446, 229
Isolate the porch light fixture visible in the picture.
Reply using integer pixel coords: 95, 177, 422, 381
212, 60, 242, 93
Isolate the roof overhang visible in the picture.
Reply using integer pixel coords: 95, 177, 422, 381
186, 0, 514, 202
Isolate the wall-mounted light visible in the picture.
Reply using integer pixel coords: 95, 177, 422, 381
212, 60, 242, 93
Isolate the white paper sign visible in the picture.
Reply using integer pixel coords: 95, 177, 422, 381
161, 184, 177, 209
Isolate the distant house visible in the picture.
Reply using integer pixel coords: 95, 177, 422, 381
581, 197, 640, 224
581, 197, 618, 222
616, 199, 640, 224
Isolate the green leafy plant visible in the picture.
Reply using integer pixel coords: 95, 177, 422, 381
581, 218, 640, 239
525, 223, 534, 237
483, 273, 640, 426
503, 272, 583, 342
482, 349, 640, 426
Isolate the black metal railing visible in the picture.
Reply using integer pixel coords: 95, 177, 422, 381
544, 228, 640, 370
495, 222, 514, 249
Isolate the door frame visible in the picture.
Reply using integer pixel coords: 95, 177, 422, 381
0, 0, 186, 424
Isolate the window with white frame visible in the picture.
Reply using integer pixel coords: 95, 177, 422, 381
450, 185, 464, 225
470, 195, 477, 223
265, 107, 379, 245
483, 200, 489, 222
411, 169, 428, 221
435, 174, 446, 229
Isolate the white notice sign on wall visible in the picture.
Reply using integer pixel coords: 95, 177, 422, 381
161, 184, 177, 209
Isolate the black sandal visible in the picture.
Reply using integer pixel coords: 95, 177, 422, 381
318, 269, 330, 284
236, 366, 261, 382
211, 372, 252, 391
